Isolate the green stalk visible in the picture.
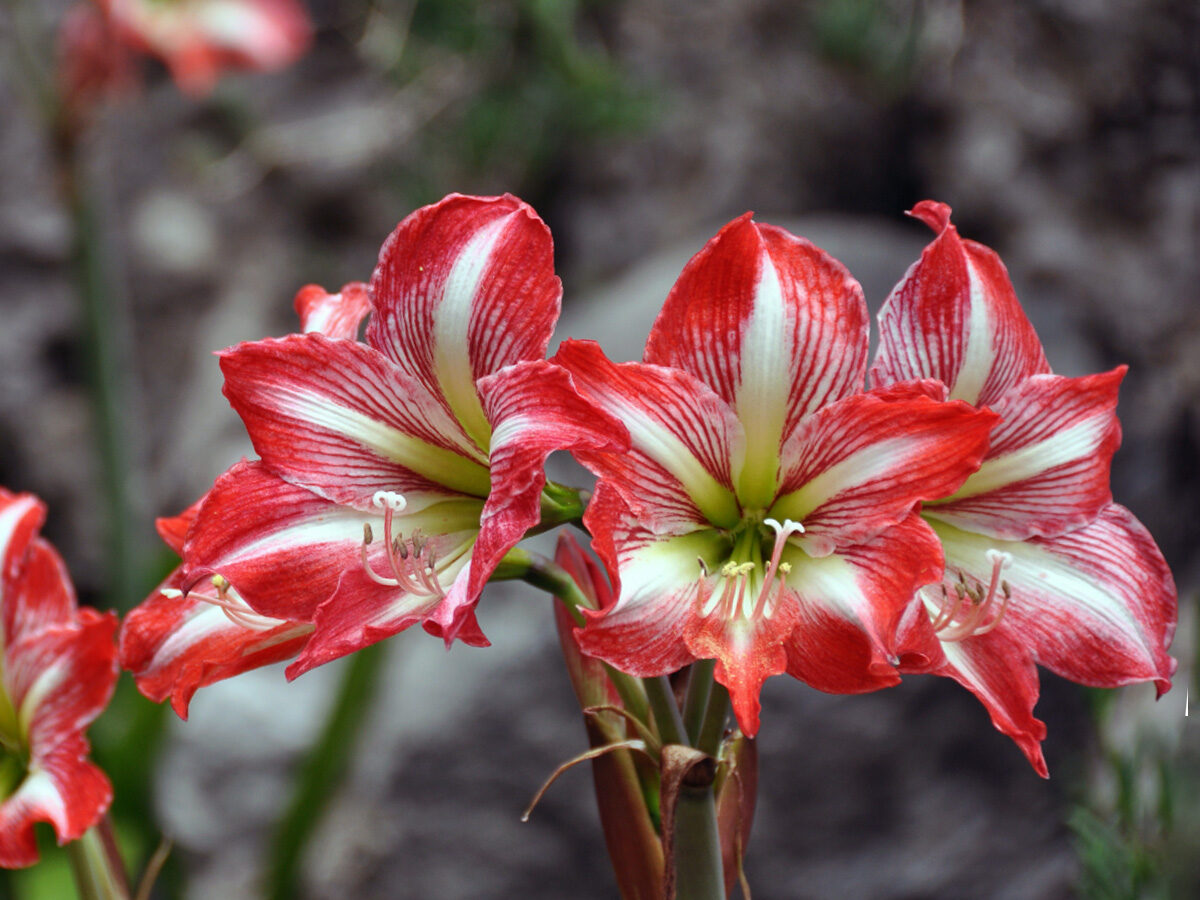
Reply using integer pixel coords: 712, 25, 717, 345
55, 123, 147, 611
67, 824, 131, 900
672, 785, 725, 900
644, 676, 686, 748
696, 682, 731, 759
265, 641, 388, 900
682, 660, 715, 744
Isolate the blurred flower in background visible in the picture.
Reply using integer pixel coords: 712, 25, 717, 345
0, 489, 117, 868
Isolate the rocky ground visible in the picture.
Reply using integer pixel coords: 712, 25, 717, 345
1, 0, 1197, 897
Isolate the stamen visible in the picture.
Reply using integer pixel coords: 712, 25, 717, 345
935, 550, 1013, 641
753, 518, 804, 618
180, 574, 282, 630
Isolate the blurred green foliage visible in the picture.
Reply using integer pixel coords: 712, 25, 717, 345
376, 0, 652, 204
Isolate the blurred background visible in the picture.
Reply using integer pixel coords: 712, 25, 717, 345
0, 0, 1197, 897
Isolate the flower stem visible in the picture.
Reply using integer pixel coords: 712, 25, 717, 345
67, 823, 131, 900
55, 116, 147, 611
644, 675, 686, 747
697, 682, 731, 759
682, 660, 715, 744
672, 784, 725, 900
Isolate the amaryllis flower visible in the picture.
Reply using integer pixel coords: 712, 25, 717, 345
873, 201, 1177, 776
553, 213, 999, 735
123, 193, 625, 700
0, 489, 117, 867
95, 0, 311, 95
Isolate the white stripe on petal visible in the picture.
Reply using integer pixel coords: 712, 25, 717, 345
948, 260, 993, 404
734, 251, 790, 507
433, 215, 512, 449
281, 387, 492, 497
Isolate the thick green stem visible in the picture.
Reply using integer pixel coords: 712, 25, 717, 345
644, 675, 686, 747
67, 824, 130, 900
697, 682, 730, 759
682, 660, 715, 744
672, 784, 725, 900
265, 641, 387, 900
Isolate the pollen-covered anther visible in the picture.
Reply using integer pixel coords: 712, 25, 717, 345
176, 573, 280, 630
933, 550, 1014, 641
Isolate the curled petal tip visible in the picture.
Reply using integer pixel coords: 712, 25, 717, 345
907, 200, 953, 234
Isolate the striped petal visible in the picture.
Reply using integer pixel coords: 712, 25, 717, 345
897, 606, 1049, 777
771, 389, 997, 556
220, 333, 492, 508
871, 201, 1050, 408
293, 281, 370, 340
783, 514, 944, 693
119, 567, 313, 719
426, 360, 627, 643
3, 540, 77, 649
576, 483, 727, 677
553, 339, 743, 532
926, 369, 1125, 540
367, 194, 561, 450
0, 490, 44, 605
0, 611, 117, 865
930, 505, 1176, 698
0, 740, 111, 867
181, 461, 484, 623
286, 532, 478, 678
644, 215, 869, 508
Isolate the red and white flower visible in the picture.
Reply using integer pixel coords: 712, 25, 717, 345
0, 489, 117, 867
554, 213, 999, 736
873, 201, 1177, 776
122, 194, 625, 700
96, 0, 311, 95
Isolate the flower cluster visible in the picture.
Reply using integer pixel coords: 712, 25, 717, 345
0, 490, 117, 866
120, 193, 1177, 775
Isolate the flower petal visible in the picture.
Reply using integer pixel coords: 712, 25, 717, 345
927, 369, 1125, 540
771, 390, 997, 555
576, 484, 725, 677
0, 490, 44, 598
220, 333, 491, 507
683, 591, 797, 738
4, 539, 77, 645
367, 194, 561, 449
644, 215, 869, 508
783, 513, 944, 693
426, 360, 628, 644
119, 569, 312, 719
931, 505, 1176, 697
286, 537, 477, 678
871, 201, 1050, 407
10, 612, 118, 759
293, 281, 371, 340
553, 339, 743, 532
0, 741, 111, 866
898, 608, 1049, 777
